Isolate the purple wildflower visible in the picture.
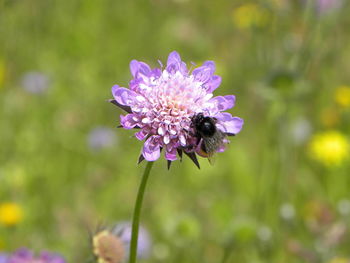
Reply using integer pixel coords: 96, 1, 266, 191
7, 248, 65, 263
110, 51, 243, 166
0, 254, 8, 263
21, 72, 50, 94
88, 126, 117, 151
316, 0, 343, 13
301, 0, 343, 14
112, 222, 151, 260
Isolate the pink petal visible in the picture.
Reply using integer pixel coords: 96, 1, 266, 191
210, 95, 236, 111
192, 66, 212, 83
203, 61, 216, 73
135, 130, 147, 140
206, 75, 222, 93
142, 136, 161, 161
166, 51, 187, 74
216, 112, 244, 135
120, 114, 139, 129
165, 151, 177, 161
167, 51, 181, 66
129, 60, 151, 77
165, 147, 177, 161
112, 86, 138, 106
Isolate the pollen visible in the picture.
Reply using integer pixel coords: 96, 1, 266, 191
0, 202, 23, 226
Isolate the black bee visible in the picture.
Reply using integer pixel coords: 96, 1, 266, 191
191, 113, 226, 158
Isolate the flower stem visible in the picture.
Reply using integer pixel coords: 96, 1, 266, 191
221, 240, 234, 263
129, 161, 154, 263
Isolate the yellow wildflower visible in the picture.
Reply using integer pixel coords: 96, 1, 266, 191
335, 85, 350, 108
232, 3, 269, 30
309, 131, 349, 166
328, 257, 350, 263
0, 202, 23, 226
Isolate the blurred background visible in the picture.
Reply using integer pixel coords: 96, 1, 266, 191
1, 0, 350, 262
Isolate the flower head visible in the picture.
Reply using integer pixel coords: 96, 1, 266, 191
0, 202, 23, 227
21, 72, 50, 94
92, 222, 151, 263
0, 254, 8, 263
110, 51, 243, 167
315, 0, 343, 14
88, 126, 117, 152
335, 85, 350, 108
112, 222, 151, 260
309, 131, 349, 166
301, 0, 343, 15
7, 248, 65, 263
280, 203, 296, 221
232, 4, 269, 30
93, 230, 125, 263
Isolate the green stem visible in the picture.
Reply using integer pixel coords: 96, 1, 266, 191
129, 161, 154, 263
221, 242, 233, 263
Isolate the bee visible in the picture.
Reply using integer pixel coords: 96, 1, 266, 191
191, 113, 227, 159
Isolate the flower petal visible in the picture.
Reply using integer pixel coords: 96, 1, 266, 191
210, 95, 236, 112
206, 75, 222, 92
129, 60, 151, 77
120, 114, 139, 129
142, 136, 161, 161
203, 61, 216, 74
165, 147, 177, 161
216, 112, 244, 135
112, 86, 138, 106
166, 51, 187, 74
192, 66, 213, 83
167, 51, 181, 67
135, 130, 147, 140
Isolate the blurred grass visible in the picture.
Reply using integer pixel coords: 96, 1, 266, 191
1, 0, 350, 262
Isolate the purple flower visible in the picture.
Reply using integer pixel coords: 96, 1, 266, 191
112, 222, 151, 260
301, 0, 343, 14
110, 51, 243, 166
7, 248, 65, 263
0, 253, 8, 263
88, 126, 117, 151
21, 72, 50, 94
316, 0, 343, 13
92, 223, 151, 262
